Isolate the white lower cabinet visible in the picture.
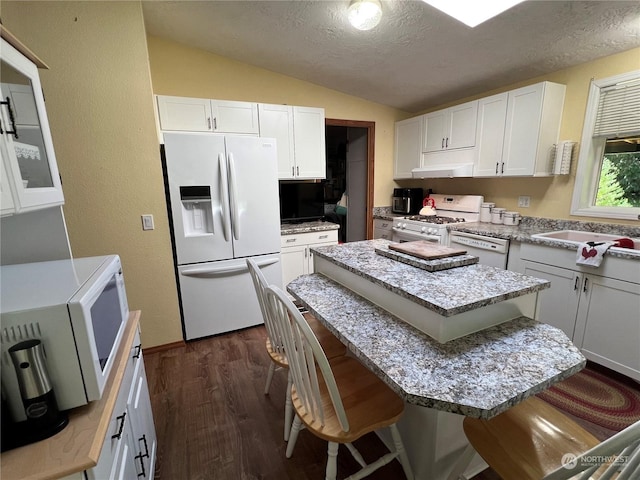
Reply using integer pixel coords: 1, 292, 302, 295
128, 355, 157, 479
281, 230, 338, 287
373, 218, 393, 240
521, 245, 640, 381
85, 329, 156, 480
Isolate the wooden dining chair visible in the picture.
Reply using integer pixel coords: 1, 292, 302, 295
264, 284, 414, 480
246, 259, 346, 441
447, 395, 640, 480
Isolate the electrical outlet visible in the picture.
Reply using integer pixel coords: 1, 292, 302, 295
141, 214, 155, 230
518, 196, 531, 208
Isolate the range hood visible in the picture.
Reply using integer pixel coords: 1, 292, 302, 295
411, 163, 474, 178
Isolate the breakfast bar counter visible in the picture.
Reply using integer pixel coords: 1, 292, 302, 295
286, 239, 585, 480
287, 273, 584, 418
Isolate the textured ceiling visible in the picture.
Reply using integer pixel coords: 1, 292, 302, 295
142, 0, 640, 113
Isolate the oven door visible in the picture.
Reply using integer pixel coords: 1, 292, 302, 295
392, 227, 441, 244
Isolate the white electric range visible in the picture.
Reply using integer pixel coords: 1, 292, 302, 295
391, 194, 484, 245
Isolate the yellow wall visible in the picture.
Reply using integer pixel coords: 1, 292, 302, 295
2, 2, 183, 348
398, 47, 640, 223
147, 36, 406, 206
3, 1, 639, 350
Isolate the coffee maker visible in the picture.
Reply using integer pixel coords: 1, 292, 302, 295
1, 339, 68, 451
392, 188, 423, 214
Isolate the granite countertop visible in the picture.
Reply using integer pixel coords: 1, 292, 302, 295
448, 217, 640, 260
287, 274, 585, 418
311, 239, 549, 317
372, 206, 404, 221
281, 220, 340, 235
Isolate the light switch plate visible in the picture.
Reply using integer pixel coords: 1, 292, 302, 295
141, 214, 155, 230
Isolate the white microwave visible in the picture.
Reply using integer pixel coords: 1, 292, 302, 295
0, 255, 129, 421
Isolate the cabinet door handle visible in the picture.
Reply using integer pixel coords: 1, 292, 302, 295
574, 276, 580, 291
0, 97, 19, 139
213, 117, 217, 130
207, 117, 212, 130
319, 234, 328, 239
445, 137, 449, 148
296, 166, 299, 176
135, 451, 147, 478
442, 138, 445, 149
139, 434, 150, 458
286, 238, 296, 243
133, 343, 142, 359
292, 166, 295, 176
112, 412, 127, 439
495, 162, 499, 175
583, 277, 589, 293
501, 162, 505, 174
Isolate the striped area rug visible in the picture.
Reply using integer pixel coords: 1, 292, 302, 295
537, 364, 640, 441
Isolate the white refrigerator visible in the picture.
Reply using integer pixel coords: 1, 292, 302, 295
163, 132, 282, 340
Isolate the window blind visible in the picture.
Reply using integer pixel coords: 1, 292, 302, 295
593, 78, 640, 137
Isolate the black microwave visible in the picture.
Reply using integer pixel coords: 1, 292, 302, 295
279, 182, 325, 222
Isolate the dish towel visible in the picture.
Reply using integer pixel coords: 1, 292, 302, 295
576, 241, 615, 267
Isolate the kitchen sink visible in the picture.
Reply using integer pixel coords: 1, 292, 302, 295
531, 230, 640, 254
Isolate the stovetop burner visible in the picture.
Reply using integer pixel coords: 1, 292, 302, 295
404, 215, 466, 224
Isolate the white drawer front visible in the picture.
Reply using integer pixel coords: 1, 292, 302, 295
281, 229, 338, 248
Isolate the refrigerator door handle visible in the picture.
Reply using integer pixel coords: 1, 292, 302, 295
227, 152, 240, 241
181, 257, 279, 277
218, 152, 232, 242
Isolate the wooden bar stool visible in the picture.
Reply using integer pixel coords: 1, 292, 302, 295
246, 259, 346, 441
448, 395, 640, 480
265, 284, 414, 480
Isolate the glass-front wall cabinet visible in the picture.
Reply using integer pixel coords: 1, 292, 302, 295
0, 36, 63, 215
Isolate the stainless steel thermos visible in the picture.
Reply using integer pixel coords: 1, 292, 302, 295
8, 339, 68, 444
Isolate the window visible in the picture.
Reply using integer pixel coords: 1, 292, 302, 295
595, 136, 640, 208
571, 70, 640, 220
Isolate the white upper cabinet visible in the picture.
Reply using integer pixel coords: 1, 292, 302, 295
293, 106, 326, 179
156, 95, 259, 134
423, 100, 478, 152
157, 96, 211, 131
212, 100, 259, 134
258, 104, 326, 179
474, 81, 566, 177
258, 104, 295, 178
0, 37, 64, 216
474, 92, 509, 176
394, 116, 423, 179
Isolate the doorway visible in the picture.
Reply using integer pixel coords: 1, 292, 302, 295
325, 120, 375, 243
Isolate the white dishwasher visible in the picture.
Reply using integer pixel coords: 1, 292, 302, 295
449, 231, 510, 269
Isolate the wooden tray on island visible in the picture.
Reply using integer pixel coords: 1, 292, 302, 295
375, 241, 478, 272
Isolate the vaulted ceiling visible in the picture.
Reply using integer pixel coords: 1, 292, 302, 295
142, 1, 640, 113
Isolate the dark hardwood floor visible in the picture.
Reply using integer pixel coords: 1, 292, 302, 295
145, 325, 499, 480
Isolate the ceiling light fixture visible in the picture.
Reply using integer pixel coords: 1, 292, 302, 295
348, 0, 382, 31
421, 0, 525, 28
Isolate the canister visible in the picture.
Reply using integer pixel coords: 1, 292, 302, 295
491, 207, 506, 224
480, 203, 495, 223
503, 211, 520, 226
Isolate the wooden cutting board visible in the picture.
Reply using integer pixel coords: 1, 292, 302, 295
388, 240, 467, 260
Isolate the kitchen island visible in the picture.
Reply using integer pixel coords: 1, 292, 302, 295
286, 239, 585, 480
